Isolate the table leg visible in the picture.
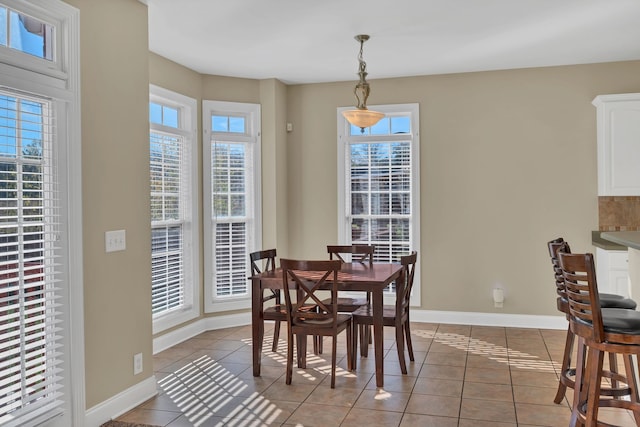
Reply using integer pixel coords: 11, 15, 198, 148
372, 287, 384, 387
252, 277, 263, 376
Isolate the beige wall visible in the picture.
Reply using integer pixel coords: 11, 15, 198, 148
64, 0, 152, 409
287, 61, 640, 315
64, 0, 640, 412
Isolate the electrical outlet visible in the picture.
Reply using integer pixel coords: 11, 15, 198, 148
133, 352, 143, 375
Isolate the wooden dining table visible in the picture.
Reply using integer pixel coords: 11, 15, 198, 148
250, 261, 404, 388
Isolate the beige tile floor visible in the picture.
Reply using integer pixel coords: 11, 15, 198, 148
115, 323, 639, 427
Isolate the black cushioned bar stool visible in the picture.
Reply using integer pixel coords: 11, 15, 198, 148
547, 238, 636, 405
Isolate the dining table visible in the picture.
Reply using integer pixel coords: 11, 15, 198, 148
250, 261, 404, 388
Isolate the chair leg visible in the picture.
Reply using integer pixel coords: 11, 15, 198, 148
396, 321, 407, 375
555, 324, 575, 404
351, 322, 358, 371
286, 328, 294, 385
331, 335, 337, 388
271, 321, 281, 352
623, 354, 640, 425
346, 323, 354, 371
570, 337, 586, 427
584, 346, 604, 427
360, 325, 369, 357
404, 321, 415, 362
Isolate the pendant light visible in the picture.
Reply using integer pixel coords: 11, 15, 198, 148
341, 34, 384, 133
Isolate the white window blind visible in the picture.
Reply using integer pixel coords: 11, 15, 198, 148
150, 131, 186, 315
212, 142, 249, 297
149, 87, 199, 333
203, 101, 261, 312
0, 89, 64, 424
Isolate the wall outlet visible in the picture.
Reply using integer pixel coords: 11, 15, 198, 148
133, 352, 143, 375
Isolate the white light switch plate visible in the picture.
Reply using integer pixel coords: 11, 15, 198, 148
105, 229, 126, 252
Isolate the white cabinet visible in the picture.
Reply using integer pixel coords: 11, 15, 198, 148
596, 248, 630, 298
593, 93, 640, 196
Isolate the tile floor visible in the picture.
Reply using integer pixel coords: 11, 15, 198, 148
115, 323, 638, 426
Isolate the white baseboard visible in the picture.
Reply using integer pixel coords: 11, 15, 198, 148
84, 375, 157, 427
90, 309, 564, 425
153, 311, 251, 354
410, 309, 567, 330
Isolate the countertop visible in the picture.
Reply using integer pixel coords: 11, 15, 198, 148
600, 231, 640, 251
592, 231, 627, 250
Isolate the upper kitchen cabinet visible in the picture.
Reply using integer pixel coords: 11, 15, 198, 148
593, 93, 640, 196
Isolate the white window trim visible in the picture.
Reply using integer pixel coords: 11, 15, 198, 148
0, 1, 83, 426
0, 0, 68, 80
337, 103, 421, 306
203, 100, 262, 313
149, 85, 200, 334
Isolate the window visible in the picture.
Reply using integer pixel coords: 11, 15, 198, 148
203, 101, 261, 312
149, 85, 199, 333
0, 1, 79, 426
337, 104, 420, 302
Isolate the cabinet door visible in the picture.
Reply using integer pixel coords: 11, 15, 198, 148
593, 93, 640, 196
596, 247, 629, 297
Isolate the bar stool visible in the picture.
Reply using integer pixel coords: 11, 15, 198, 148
558, 251, 640, 426
547, 238, 636, 404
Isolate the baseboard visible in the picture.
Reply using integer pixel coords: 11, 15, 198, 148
410, 309, 567, 330
153, 311, 251, 354
84, 375, 158, 427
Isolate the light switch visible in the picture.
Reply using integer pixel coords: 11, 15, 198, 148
105, 229, 126, 252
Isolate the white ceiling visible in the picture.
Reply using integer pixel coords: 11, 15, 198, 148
146, 0, 640, 85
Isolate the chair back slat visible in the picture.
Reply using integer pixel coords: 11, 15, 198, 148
397, 251, 417, 314
250, 249, 278, 301
327, 244, 374, 267
281, 259, 342, 327
547, 238, 571, 299
558, 251, 605, 343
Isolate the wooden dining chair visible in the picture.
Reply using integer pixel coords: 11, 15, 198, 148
280, 258, 353, 388
325, 244, 375, 311
351, 251, 417, 374
547, 238, 636, 404
558, 251, 640, 426
250, 249, 286, 352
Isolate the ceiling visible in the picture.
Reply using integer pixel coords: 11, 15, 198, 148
146, 0, 640, 85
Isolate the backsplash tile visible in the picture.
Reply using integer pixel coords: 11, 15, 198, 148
598, 196, 640, 231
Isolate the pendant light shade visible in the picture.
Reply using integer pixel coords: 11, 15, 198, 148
342, 35, 384, 132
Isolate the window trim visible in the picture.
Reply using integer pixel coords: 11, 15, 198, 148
0, 1, 82, 426
203, 100, 262, 313
0, 0, 68, 80
149, 84, 200, 334
337, 103, 421, 305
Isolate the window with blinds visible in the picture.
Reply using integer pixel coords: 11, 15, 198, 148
338, 104, 420, 297
150, 131, 185, 314
203, 101, 261, 312
0, 89, 64, 424
149, 87, 199, 333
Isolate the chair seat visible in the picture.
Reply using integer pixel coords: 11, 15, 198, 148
601, 308, 640, 335
294, 313, 351, 327
263, 305, 287, 319
321, 296, 368, 312
351, 304, 399, 324
599, 293, 637, 310
558, 295, 637, 310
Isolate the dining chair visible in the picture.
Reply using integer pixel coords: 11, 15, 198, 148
547, 238, 636, 404
325, 244, 375, 311
250, 249, 286, 352
558, 251, 640, 426
280, 258, 353, 388
351, 251, 417, 374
